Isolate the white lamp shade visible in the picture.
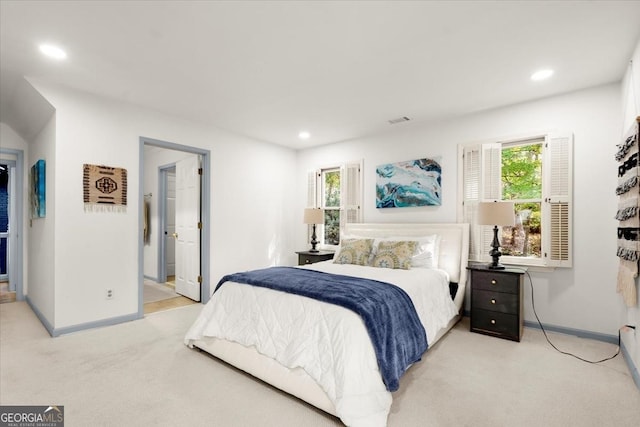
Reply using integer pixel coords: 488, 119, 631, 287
303, 208, 324, 224
477, 201, 516, 226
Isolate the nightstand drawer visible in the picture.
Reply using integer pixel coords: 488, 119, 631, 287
296, 251, 334, 265
471, 270, 519, 294
472, 289, 519, 314
471, 309, 519, 340
299, 255, 314, 265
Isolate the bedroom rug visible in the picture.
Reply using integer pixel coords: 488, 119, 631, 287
1, 302, 638, 427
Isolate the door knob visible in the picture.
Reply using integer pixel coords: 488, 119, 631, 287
172, 232, 178, 239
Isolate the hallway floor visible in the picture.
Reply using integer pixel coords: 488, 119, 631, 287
143, 276, 196, 314
0, 281, 15, 304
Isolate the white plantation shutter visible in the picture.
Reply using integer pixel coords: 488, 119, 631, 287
463, 145, 482, 260
307, 170, 319, 208
463, 146, 480, 202
482, 143, 502, 200
306, 170, 319, 244
543, 133, 573, 267
479, 143, 503, 262
464, 144, 502, 261
341, 162, 362, 225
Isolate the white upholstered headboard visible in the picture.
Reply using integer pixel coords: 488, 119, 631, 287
344, 223, 470, 309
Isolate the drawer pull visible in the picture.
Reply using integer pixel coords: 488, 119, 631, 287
490, 319, 496, 325
491, 279, 497, 285
491, 299, 496, 304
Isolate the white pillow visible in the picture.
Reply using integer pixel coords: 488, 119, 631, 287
412, 234, 441, 268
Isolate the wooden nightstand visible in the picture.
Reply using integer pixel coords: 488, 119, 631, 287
468, 264, 524, 342
296, 250, 334, 266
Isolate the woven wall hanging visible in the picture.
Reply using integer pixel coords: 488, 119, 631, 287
83, 164, 128, 212
616, 119, 640, 307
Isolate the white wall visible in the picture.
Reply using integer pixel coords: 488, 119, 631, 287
620, 37, 640, 383
297, 83, 622, 336
0, 123, 30, 296
11, 70, 632, 345
27, 80, 297, 330
26, 114, 56, 326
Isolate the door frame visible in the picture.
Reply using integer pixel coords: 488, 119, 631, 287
0, 148, 24, 301
157, 163, 176, 284
0, 159, 16, 283
138, 137, 211, 318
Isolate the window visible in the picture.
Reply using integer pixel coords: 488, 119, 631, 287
460, 132, 573, 268
322, 168, 341, 245
308, 161, 362, 248
501, 141, 543, 259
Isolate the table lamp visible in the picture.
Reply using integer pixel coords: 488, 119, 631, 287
303, 208, 324, 252
477, 201, 515, 269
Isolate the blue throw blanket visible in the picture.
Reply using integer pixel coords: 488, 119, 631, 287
215, 266, 428, 391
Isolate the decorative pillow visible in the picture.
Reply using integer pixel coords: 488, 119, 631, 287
368, 235, 440, 268
371, 240, 418, 270
333, 238, 374, 266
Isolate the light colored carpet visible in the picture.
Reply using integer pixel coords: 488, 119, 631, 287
1, 301, 638, 426
143, 279, 178, 303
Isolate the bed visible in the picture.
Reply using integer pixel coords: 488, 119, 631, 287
185, 223, 469, 426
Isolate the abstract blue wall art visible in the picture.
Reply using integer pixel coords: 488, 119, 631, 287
31, 159, 46, 218
376, 157, 442, 208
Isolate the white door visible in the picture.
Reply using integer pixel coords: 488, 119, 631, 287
175, 155, 201, 301
165, 171, 176, 277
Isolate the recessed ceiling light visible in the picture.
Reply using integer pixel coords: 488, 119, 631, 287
298, 131, 310, 140
531, 69, 554, 81
39, 44, 67, 60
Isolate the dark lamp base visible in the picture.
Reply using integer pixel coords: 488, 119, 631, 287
309, 223, 319, 253
487, 225, 506, 270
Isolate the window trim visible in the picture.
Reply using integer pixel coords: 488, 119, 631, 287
307, 160, 363, 250
458, 131, 573, 268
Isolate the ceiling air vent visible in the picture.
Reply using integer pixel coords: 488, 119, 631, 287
388, 116, 410, 124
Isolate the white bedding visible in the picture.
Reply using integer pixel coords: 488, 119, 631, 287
184, 261, 458, 426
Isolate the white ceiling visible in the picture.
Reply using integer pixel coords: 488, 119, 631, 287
1, 1, 640, 149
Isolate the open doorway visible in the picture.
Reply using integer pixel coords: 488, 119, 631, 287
143, 164, 181, 315
0, 161, 14, 303
157, 167, 177, 311
0, 148, 24, 305
139, 137, 210, 317
161, 166, 176, 283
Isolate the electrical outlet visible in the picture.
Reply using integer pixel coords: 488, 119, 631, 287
106, 289, 114, 300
